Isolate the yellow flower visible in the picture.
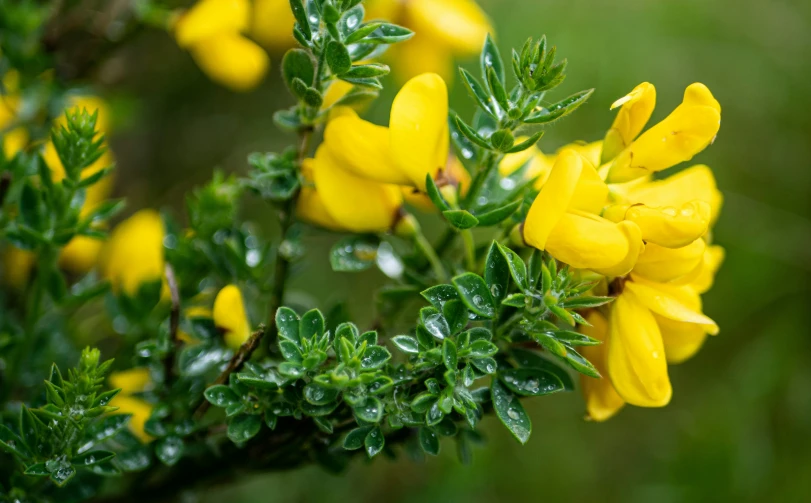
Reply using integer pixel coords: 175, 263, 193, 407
213, 284, 251, 350
101, 210, 165, 295
174, 0, 269, 92
308, 145, 403, 233
579, 311, 625, 421
296, 158, 344, 231
368, 0, 492, 82
109, 368, 154, 443
251, 0, 295, 49
523, 149, 643, 276
324, 73, 451, 192
1, 70, 29, 158
605, 83, 721, 183
601, 82, 656, 164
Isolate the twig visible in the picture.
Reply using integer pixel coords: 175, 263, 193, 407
193, 325, 266, 419
162, 264, 181, 385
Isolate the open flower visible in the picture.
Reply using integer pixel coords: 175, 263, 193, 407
213, 284, 251, 350
109, 368, 154, 443
101, 210, 165, 295
366, 0, 492, 82
174, 0, 270, 92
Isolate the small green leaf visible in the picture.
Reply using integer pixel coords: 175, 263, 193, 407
0, 424, 31, 459
484, 241, 510, 303
500, 368, 564, 396
343, 426, 372, 450
275, 307, 300, 344
497, 243, 528, 291
502, 293, 526, 308
511, 348, 575, 390
421, 284, 459, 310
506, 130, 545, 153
419, 427, 440, 456
452, 273, 496, 318
204, 385, 239, 408
24, 463, 49, 476
443, 339, 458, 370
343, 64, 390, 79
338, 76, 382, 89
442, 299, 467, 335
475, 200, 522, 226
425, 174, 451, 212
354, 397, 383, 423
360, 346, 391, 370
326, 41, 352, 75
453, 115, 491, 149
20, 182, 43, 230
304, 383, 340, 405
489, 129, 515, 152
491, 380, 531, 444
72, 450, 115, 467
330, 235, 379, 272
486, 66, 510, 112
553, 330, 601, 346
363, 23, 413, 44
227, 415, 262, 443
289, 0, 312, 41
300, 309, 325, 342
155, 436, 184, 466
443, 209, 479, 230
49, 465, 76, 486
391, 335, 419, 354
564, 348, 601, 378
562, 296, 613, 309
459, 68, 495, 116
282, 49, 315, 92
468, 340, 498, 358
420, 307, 450, 341
481, 33, 505, 86
525, 89, 594, 124
364, 427, 385, 458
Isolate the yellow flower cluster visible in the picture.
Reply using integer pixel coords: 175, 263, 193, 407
297, 72, 469, 233
173, 0, 271, 92
520, 82, 724, 420
108, 368, 154, 442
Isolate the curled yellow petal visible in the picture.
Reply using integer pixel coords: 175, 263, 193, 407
324, 111, 412, 185
523, 149, 583, 250
545, 211, 642, 275
311, 146, 402, 233
251, 0, 295, 49
569, 154, 609, 214
390, 73, 449, 190
692, 244, 725, 294
407, 0, 492, 55
607, 83, 721, 183
213, 284, 251, 350
632, 238, 706, 283
174, 0, 250, 48
656, 314, 709, 364
625, 278, 719, 335
607, 290, 672, 407
189, 32, 269, 92
579, 311, 625, 421
602, 82, 656, 163
625, 164, 723, 226
604, 200, 711, 249
102, 210, 165, 295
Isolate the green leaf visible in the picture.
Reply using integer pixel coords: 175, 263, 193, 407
443, 339, 458, 370
452, 273, 496, 318
500, 368, 564, 396
484, 241, 509, 303
19, 182, 43, 230
20, 406, 39, 453
354, 397, 383, 423
301, 309, 325, 342
564, 348, 601, 378
0, 424, 31, 459
326, 41, 352, 75
391, 335, 419, 354
344, 22, 382, 44
227, 415, 262, 443
275, 307, 300, 344
443, 209, 479, 230
442, 299, 467, 335
453, 115, 491, 149
489, 129, 515, 152
502, 293, 526, 308
24, 463, 49, 476
49, 465, 76, 486
360, 346, 391, 370
419, 427, 440, 456
459, 68, 495, 116
204, 385, 240, 408
282, 49, 315, 93
511, 348, 575, 390
425, 174, 451, 212
553, 330, 601, 346
343, 426, 372, 450
562, 296, 613, 309
497, 243, 528, 291
421, 284, 459, 310
330, 235, 379, 272
343, 64, 390, 79
420, 307, 451, 341
506, 130, 545, 153
410, 392, 436, 413
474, 200, 522, 227
289, 0, 312, 41
481, 33, 505, 86
524, 89, 594, 124
491, 380, 531, 444
79, 415, 131, 453
72, 450, 115, 467
486, 66, 510, 112
279, 340, 303, 362
337, 4, 365, 38
304, 383, 340, 405
364, 427, 385, 458
155, 436, 184, 466
362, 23, 413, 44
468, 340, 498, 358
338, 76, 383, 89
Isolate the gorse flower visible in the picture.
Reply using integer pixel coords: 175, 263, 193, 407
109, 368, 154, 443
101, 209, 166, 296
213, 284, 252, 350
174, 0, 270, 91
0, 70, 28, 158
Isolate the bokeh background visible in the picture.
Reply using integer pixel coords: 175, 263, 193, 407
96, 0, 811, 501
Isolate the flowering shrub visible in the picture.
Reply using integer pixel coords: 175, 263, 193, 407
0, 0, 723, 501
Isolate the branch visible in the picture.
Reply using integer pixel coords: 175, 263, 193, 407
161, 263, 181, 385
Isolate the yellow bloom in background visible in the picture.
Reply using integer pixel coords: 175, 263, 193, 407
605, 83, 721, 183
324, 73, 453, 192
251, 0, 295, 49
523, 149, 643, 276
174, 0, 269, 92
101, 210, 165, 295
1, 70, 29, 159
109, 368, 154, 443
212, 284, 251, 350
367, 0, 492, 82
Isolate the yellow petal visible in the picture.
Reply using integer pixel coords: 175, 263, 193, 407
545, 211, 642, 275
607, 290, 672, 407
626, 277, 719, 335
568, 153, 609, 214
390, 73, 449, 190
102, 210, 165, 295
110, 368, 152, 394
691, 244, 725, 294
2, 127, 28, 159
2, 247, 35, 289
625, 164, 723, 226
296, 159, 345, 231
324, 110, 412, 185
109, 395, 154, 443
213, 284, 251, 350
607, 83, 721, 183
174, 0, 250, 48
59, 237, 105, 274
632, 238, 705, 283
189, 33, 269, 92
251, 0, 295, 49
321, 80, 355, 111
558, 140, 603, 168
388, 34, 455, 83
523, 149, 583, 250
604, 200, 711, 249
656, 314, 709, 364
311, 146, 402, 233
602, 82, 656, 163
406, 0, 492, 55
579, 311, 625, 421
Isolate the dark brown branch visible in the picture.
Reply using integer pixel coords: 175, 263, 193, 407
161, 264, 181, 385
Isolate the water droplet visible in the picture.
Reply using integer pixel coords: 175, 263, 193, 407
507, 408, 520, 420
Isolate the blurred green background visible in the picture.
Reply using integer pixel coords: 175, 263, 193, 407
100, 0, 811, 501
